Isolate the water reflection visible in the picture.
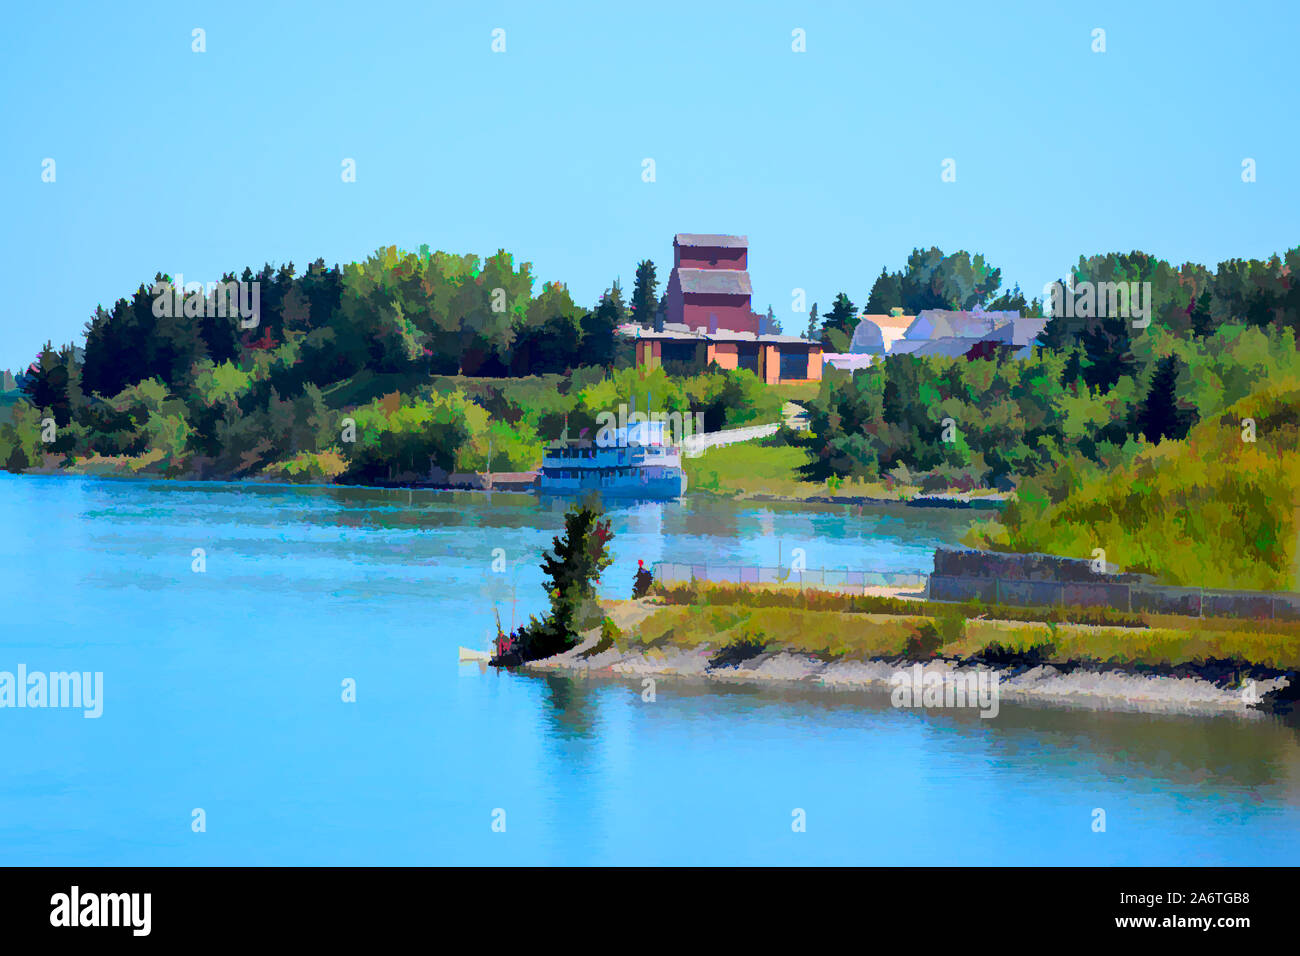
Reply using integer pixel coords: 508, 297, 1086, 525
539, 674, 600, 741
534, 673, 1300, 800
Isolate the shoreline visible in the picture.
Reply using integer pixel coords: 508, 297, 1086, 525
522, 644, 1293, 717
516, 605, 1297, 718
16, 465, 1008, 508
740, 490, 1008, 509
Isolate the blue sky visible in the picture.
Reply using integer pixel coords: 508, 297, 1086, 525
2, 0, 1296, 371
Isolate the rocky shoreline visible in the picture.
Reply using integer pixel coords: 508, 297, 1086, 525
520, 630, 1296, 717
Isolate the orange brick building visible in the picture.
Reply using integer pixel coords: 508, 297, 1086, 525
634, 328, 821, 384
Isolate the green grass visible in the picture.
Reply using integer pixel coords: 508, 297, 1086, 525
769, 383, 820, 405
653, 581, 1151, 627
954, 618, 1300, 670
684, 443, 819, 497
629, 594, 1300, 669
645, 581, 1300, 669
681, 440, 987, 501
632, 604, 925, 659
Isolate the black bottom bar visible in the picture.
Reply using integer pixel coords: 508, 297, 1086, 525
0, 866, 1281, 942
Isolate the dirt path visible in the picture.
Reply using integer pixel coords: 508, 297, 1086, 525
601, 597, 663, 632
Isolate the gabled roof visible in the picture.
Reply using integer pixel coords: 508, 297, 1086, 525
909, 309, 1021, 340
677, 269, 752, 295
906, 336, 998, 358
674, 234, 748, 248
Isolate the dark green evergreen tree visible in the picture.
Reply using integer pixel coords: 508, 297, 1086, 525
505, 498, 614, 663
805, 302, 819, 341
864, 268, 902, 314
986, 284, 1029, 313
581, 281, 626, 367
1134, 355, 1197, 443
20, 342, 71, 426
819, 292, 858, 351
630, 260, 658, 328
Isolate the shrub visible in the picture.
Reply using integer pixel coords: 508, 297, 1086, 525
339, 392, 474, 484
933, 604, 966, 644
509, 615, 572, 662
903, 622, 943, 660
583, 617, 623, 657
261, 450, 347, 484
709, 631, 767, 668
973, 639, 1057, 669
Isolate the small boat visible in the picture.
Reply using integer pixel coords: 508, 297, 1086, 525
458, 647, 493, 663
538, 419, 687, 500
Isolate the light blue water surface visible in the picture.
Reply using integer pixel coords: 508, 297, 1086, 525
2, 474, 1298, 865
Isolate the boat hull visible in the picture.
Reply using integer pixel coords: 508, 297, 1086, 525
537, 471, 687, 500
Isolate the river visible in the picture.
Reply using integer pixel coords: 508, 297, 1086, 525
2, 474, 1298, 864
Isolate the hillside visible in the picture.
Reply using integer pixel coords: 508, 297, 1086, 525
969, 379, 1300, 591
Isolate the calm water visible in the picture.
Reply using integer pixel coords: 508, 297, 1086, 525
2, 474, 1298, 865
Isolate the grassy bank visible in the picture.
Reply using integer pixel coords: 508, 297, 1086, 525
967, 380, 1300, 591
682, 440, 997, 502
627, 582, 1300, 672
684, 443, 822, 498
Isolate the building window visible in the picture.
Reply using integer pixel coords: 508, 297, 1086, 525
737, 344, 760, 374
779, 349, 807, 381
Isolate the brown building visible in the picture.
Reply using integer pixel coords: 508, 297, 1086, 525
631, 233, 821, 384
662, 234, 765, 334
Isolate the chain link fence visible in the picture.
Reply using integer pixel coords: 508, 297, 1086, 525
652, 562, 1300, 620
652, 562, 929, 594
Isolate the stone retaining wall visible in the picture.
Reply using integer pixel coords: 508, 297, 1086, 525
932, 548, 1300, 620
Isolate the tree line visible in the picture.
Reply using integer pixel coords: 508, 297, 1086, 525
6, 240, 1300, 501
799, 245, 1300, 496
